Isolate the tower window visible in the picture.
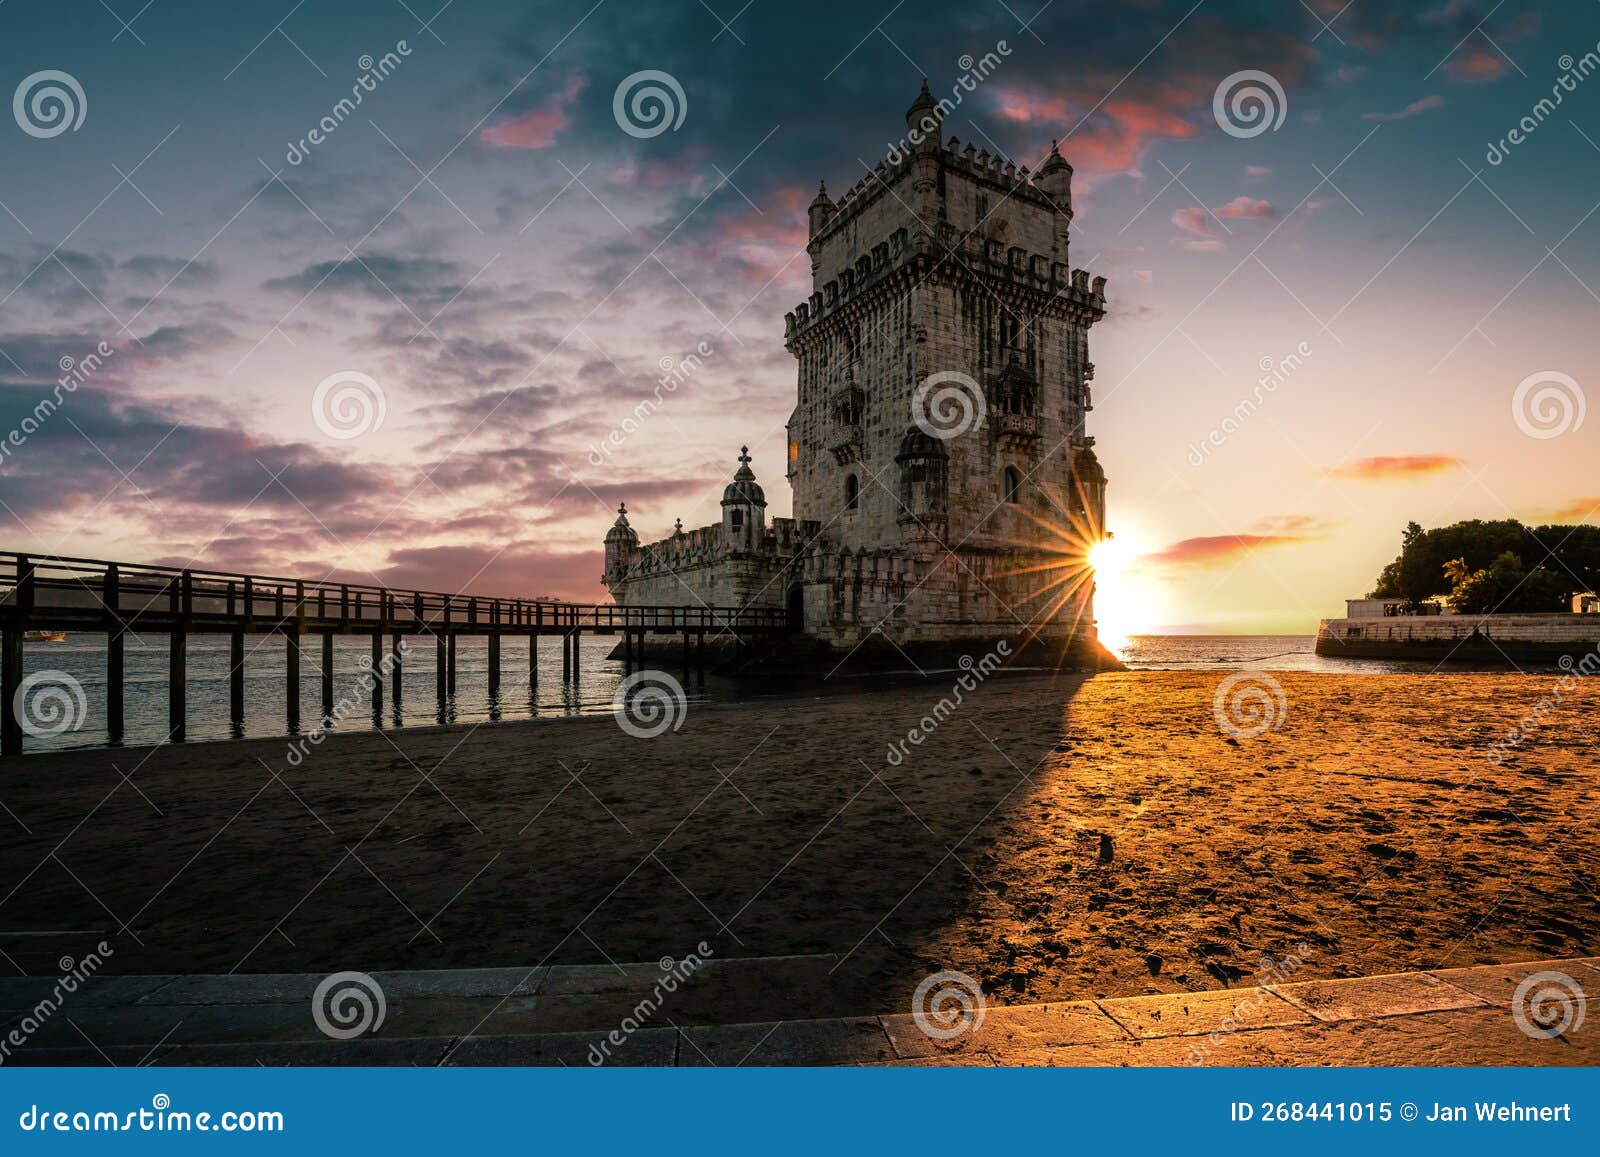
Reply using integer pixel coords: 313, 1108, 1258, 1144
1002, 466, 1022, 505
731, 509, 743, 529
845, 474, 860, 511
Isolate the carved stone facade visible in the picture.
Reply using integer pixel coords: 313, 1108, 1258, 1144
603, 85, 1109, 661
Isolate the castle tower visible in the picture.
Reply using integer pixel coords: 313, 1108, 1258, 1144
783, 84, 1109, 650
720, 446, 766, 552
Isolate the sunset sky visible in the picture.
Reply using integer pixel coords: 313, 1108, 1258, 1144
0, 0, 1595, 634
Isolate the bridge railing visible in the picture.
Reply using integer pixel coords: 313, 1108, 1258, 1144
0, 551, 789, 632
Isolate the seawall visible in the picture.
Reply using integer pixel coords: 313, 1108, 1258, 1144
1316, 611, 1600, 662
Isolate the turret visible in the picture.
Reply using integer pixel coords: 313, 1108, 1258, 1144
808, 181, 835, 238
1034, 140, 1074, 216
603, 503, 639, 587
720, 446, 767, 552
905, 80, 941, 146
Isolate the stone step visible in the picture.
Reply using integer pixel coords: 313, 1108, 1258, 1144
10, 956, 1597, 1067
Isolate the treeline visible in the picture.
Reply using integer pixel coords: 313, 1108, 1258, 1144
1369, 519, 1600, 614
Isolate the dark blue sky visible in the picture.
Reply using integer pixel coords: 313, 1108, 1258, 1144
1, 0, 1595, 631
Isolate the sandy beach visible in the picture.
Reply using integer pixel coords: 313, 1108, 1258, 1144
1, 670, 1594, 1017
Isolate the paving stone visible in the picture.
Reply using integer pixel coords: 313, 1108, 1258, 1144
882, 1000, 1130, 1059
1274, 970, 1488, 1022
0, 975, 176, 1010
3, 1043, 179, 1067
441, 1026, 677, 1066
135, 967, 543, 1006
1414, 1007, 1599, 1066
162, 1037, 455, 1067
1095, 986, 1313, 1039
1428, 959, 1596, 1008
679, 1017, 894, 1066
997, 1029, 1282, 1067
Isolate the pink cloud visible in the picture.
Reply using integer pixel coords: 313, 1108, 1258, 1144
1445, 49, 1506, 83
481, 76, 588, 149
1330, 454, 1466, 480
1217, 195, 1275, 219
1363, 94, 1446, 122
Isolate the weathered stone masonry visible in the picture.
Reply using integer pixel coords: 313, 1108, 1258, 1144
603, 84, 1110, 661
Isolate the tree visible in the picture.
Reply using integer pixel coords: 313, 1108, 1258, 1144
1371, 520, 1594, 607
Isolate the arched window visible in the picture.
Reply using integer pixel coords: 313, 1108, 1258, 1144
845, 474, 859, 511
1002, 466, 1022, 505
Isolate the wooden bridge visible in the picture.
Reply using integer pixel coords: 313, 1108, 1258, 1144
0, 552, 791, 755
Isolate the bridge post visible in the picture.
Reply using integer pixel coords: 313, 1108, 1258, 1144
487, 633, 501, 700
320, 633, 334, 724
169, 571, 189, 742
287, 581, 303, 734
0, 626, 21, 756
571, 629, 581, 681
391, 631, 403, 717
370, 631, 383, 722
229, 630, 245, 734
529, 633, 539, 692
682, 630, 691, 674
435, 634, 447, 704
446, 633, 458, 696
104, 565, 124, 744
561, 630, 571, 682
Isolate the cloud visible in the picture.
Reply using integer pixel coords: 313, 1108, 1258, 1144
1172, 196, 1275, 239
480, 75, 589, 149
1541, 498, 1600, 522
1329, 454, 1466, 480
1142, 533, 1310, 569
1363, 95, 1446, 122
1444, 48, 1506, 82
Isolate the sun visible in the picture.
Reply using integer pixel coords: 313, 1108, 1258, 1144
1088, 533, 1141, 656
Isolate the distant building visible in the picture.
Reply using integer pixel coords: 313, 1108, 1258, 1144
603, 84, 1111, 663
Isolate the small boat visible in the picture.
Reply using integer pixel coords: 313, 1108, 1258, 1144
22, 630, 67, 643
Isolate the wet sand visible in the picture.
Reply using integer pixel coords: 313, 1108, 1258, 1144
0, 670, 1594, 1014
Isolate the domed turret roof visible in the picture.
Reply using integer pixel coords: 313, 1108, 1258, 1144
1035, 139, 1073, 176
721, 446, 767, 506
1074, 445, 1106, 484
808, 180, 833, 211
896, 427, 950, 461
906, 80, 939, 129
605, 502, 638, 543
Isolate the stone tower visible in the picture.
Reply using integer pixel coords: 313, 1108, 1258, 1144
603, 84, 1113, 667
782, 84, 1108, 652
